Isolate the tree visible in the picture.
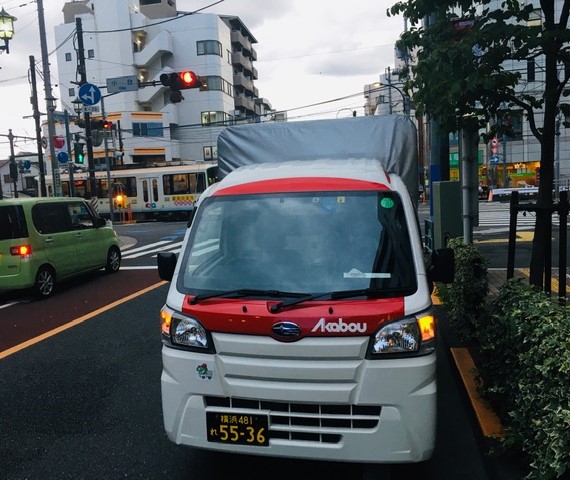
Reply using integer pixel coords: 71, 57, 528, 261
389, 0, 570, 289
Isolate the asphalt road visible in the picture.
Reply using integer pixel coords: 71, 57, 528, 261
0, 285, 493, 479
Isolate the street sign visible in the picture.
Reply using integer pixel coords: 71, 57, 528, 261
57, 151, 69, 164
490, 155, 500, 163
79, 83, 102, 106
53, 135, 65, 149
81, 105, 100, 113
107, 75, 138, 94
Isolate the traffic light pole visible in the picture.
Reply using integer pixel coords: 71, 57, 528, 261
63, 111, 75, 196
76, 17, 97, 198
101, 95, 115, 223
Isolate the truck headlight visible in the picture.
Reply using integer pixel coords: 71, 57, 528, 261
369, 313, 435, 357
160, 306, 210, 350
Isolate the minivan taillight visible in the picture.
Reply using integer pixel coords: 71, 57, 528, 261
10, 245, 32, 257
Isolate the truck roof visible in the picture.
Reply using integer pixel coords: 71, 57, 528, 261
210, 158, 395, 196
217, 115, 418, 204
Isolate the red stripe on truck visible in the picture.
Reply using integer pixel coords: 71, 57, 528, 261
213, 177, 389, 196
182, 296, 405, 340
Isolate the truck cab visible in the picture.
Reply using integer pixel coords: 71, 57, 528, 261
157, 116, 454, 469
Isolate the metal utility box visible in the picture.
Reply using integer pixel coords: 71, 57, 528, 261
429, 181, 462, 250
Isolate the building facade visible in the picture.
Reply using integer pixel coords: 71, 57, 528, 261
54, 0, 272, 170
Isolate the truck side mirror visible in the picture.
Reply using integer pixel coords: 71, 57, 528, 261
428, 247, 455, 284
157, 252, 177, 281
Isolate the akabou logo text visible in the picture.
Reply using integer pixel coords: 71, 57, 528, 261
311, 318, 367, 333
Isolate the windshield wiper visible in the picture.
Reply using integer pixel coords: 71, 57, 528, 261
190, 289, 309, 305
271, 287, 413, 313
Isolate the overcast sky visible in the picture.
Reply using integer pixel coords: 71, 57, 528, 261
0, 0, 404, 158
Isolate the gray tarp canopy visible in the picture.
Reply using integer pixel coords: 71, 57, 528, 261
217, 114, 418, 202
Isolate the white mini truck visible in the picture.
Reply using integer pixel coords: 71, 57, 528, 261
157, 116, 454, 468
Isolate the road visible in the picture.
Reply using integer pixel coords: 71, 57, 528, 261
0, 205, 537, 479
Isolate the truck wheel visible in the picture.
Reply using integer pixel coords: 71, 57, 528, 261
34, 266, 56, 299
105, 246, 121, 273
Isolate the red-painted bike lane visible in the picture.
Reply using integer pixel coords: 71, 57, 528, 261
0, 269, 165, 352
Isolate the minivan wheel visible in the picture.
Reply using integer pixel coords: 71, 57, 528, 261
34, 266, 56, 299
105, 246, 121, 273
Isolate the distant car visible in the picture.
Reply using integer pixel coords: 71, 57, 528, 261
0, 197, 121, 298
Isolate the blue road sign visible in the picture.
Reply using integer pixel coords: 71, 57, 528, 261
489, 155, 500, 163
23, 160, 31, 170
78, 83, 102, 106
57, 151, 69, 164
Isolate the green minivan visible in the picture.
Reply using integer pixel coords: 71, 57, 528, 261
0, 197, 121, 298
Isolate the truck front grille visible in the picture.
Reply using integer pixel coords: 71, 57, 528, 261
205, 396, 381, 444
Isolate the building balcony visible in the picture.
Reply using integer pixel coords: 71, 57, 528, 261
230, 30, 253, 54
133, 29, 173, 68
233, 73, 254, 94
231, 51, 253, 72
235, 95, 255, 113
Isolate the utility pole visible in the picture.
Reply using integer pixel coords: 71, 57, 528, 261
8, 129, 17, 198
29, 55, 47, 197
37, 0, 61, 196
76, 17, 97, 198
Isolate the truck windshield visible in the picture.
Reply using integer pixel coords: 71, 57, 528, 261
177, 191, 417, 297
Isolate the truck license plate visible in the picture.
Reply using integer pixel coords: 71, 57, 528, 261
206, 412, 269, 446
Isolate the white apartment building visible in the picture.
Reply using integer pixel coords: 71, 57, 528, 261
54, 0, 272, 170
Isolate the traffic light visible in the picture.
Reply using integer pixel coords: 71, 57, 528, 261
160, 71, 202, 103
91, 120, 114, 130
74, 143, 85, 164
115, 194, 124, 209
9, 161, 18, 181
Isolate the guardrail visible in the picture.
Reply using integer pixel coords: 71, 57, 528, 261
489, 186, 539, 202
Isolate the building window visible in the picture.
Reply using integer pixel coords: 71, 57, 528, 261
200, 76, 233, 96
527, 59, 535, 82
201, 111, 230, 126
68, 88, 75, 97
132, 122, 164, 137
197, 40, 222, 57
87, 49, 95, 59
65, 52, 72, 62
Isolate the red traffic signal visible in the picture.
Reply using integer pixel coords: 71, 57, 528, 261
160, 71, 202, 90
178, 71, 201, 88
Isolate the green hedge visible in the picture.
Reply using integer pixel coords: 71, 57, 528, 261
438, 238, 570, 479
479, 280, 570, 480
436, 237, 489, 343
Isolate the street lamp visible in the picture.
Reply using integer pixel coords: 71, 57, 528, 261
0, 8, 17, 54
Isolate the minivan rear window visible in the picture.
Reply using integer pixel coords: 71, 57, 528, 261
0, 205, 28, 240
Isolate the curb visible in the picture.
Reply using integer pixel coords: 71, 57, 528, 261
450, 347, 504, 439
